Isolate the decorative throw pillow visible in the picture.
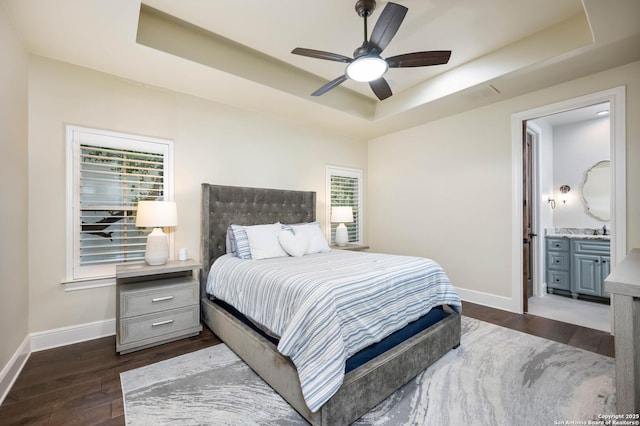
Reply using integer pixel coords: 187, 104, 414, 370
226, 227, 236, 255
290, 222, 331, 254
229, 224, 252, 259
278, 230, 309, 257
244, 223, 289, 260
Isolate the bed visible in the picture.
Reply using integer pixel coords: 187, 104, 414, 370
200, 183, 461, 425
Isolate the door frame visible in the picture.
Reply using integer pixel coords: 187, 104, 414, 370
525, 122, 548, 299
510, 86, 626, 314
525, 124, 545, 299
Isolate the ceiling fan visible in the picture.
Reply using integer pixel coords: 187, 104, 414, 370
292, 0, 451, 101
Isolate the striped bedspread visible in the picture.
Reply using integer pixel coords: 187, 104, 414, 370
206, 250, 461, 412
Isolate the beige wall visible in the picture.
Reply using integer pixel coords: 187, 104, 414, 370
27, 56, 368, 333
0, 6, 29, 370
368, 60, 640, 306
14, 40, 640, 343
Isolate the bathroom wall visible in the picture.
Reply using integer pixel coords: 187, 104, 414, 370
551, 116, 610, 229
528, 119, 555, 234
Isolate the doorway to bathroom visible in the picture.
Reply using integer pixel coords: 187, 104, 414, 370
512, 87, 626, 333
528, 103, 611, 331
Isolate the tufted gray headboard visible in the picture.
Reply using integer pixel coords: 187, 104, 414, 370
200, 183, 316, 300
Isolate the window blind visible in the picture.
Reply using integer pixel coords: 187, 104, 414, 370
79, 145, 165, 267
329, 170, 362, 244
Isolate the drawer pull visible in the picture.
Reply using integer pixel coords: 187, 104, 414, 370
152, 296, 174, 303
152, 319, 174, 327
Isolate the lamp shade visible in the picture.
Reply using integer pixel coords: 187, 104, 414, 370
331, 206, 353, 223
135, 201, 177, 228
136, 201, 177, 266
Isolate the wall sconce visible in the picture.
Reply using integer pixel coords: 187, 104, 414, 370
548, 185, 571, 210
559, 185, 571, 204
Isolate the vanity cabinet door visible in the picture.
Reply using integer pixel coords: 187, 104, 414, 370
572, 254, 602, 296
600, 256, 611, 297
570, 239, 610, 299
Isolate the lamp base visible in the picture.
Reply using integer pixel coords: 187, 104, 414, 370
145, 228, 169, 265
335, 223, 348, 247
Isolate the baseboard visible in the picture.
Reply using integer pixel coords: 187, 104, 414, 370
1, 319, 116, 404
0, 335, 30, 406
455, 287, 514, 312
30, 318, 116, 352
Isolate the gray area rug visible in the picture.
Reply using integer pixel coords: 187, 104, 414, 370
120, 317, 615, 425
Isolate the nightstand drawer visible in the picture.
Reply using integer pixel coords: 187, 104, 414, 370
120, 278, 198, 318
119, 305, 200, 345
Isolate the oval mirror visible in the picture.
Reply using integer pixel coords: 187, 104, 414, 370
581, 160, 610, 221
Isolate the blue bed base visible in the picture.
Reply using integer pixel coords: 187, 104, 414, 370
213, 299, 448, 373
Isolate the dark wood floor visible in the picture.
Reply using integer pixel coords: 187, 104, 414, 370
0, 301, 614, 425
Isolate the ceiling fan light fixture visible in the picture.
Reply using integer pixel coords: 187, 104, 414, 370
346, 56, 388, 82
292, 2, 449, 99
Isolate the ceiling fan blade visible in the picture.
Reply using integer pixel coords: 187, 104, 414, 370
386, 51, 451, 68
292, 48, 352, 63
369, 77, 392, 101
369, 2, 408, 52
311, 75, 349, 96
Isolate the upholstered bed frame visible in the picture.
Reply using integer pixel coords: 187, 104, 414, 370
200, 183, 461, 425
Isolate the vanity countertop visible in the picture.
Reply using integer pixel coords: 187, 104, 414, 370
546, 227, 611, 241
546, 233, 610, 241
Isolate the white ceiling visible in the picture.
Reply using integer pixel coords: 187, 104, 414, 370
536, 102, 610, 128
3, 0, 640, 138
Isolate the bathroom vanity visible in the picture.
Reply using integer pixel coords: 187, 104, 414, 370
546, 234, 610, 300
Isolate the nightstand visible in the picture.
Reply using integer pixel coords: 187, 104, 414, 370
331, 243, 370, 251
116, 259, 202, 354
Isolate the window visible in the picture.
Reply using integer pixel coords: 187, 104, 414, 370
66, 126, 173, 284
326, 166, 363, 245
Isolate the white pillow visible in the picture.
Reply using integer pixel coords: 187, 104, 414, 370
244, 223, 288, 260
278, 230, 309, 257
290, 222, 331, 254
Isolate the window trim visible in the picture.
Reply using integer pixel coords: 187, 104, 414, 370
325, 165, 363, 245
65, 126, 174, 287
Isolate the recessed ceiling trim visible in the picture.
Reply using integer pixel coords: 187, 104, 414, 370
136, 4, 376, 119
136, 4, 590, 123
375, 13, 593, 120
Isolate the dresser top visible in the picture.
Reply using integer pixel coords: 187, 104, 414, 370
605, 248, 640, 297
116, 259, 201, 278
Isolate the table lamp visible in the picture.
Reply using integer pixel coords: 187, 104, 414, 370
135, 200, 177, 265
331, 206, 353, 247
